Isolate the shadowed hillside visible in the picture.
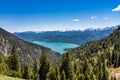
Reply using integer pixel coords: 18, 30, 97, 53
0, 27, 61, 65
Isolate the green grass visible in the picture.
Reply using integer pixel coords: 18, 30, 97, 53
0, 75, 25, 80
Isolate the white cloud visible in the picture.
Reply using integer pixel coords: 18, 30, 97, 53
112, 5, 120, 12
104, 17, 108, 20
72, 19, 80, 22
91, 16, 98, 19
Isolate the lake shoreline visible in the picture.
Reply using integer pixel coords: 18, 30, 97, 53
33, 41, 79, 54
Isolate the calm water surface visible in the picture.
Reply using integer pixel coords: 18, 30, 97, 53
33, 41, 79, 54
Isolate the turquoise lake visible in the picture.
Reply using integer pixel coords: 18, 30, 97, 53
33, 41, 79, 54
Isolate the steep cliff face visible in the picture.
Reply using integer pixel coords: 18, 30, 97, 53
0, 35, 11, 56
0, 27, 61, 64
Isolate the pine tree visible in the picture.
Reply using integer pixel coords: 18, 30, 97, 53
55, 67, 61, 80
83, 59, 97, 80
107, 50, 112, 67
49, 68, 56, 80
0, 52, 4, 63
5, 46, 21, 77
96, 56, 105, 80
39, 51, 50, 80
0, 52, 7, 74
33, 59, 39, 80
10, 45, 20, 71
49, 66, 61, 80
22, 64, 33, 79
78, 74, 85, 80
102, 60, 109, 80
74, 62, 82, 79
60, 53, 76, 80
61, 70, 66, 80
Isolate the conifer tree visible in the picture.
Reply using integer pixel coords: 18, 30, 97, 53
55, 67, 61, 80
61, 70, 66, 80
74, 63, 79, 75
10, 45, 20, 71
60, 53, 76, 80
0, 52, 6, 74
0, 52, 4, 63
49, 68, 56, 80
39, 51, 50, 80
22, 64, 33, 79
79, 74, 85, 80
33, 59, 39, 80
102, 60, 109, 80
5, 46, 21, 77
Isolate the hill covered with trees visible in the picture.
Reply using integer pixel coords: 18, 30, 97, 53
65, 25, 120, 79
0, 27, 61, 65
0, 26, 120, 80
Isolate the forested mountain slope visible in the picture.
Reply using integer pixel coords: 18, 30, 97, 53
65, 26, 120, 79
0, 27, 61, 64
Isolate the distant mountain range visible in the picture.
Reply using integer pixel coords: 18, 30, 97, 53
14, 26, 117, 45
0, 28, 61, 65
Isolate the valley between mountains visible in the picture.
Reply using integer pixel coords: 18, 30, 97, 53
0, 26, 120, 80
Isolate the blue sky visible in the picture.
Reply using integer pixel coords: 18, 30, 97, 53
0, 0, 120, 32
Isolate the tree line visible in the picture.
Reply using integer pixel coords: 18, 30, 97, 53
0, 46, 118, 80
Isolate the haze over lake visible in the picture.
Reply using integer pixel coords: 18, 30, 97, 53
33, 41, 79, 54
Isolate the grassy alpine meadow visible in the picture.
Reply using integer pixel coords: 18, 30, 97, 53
0, 75, 25, 80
